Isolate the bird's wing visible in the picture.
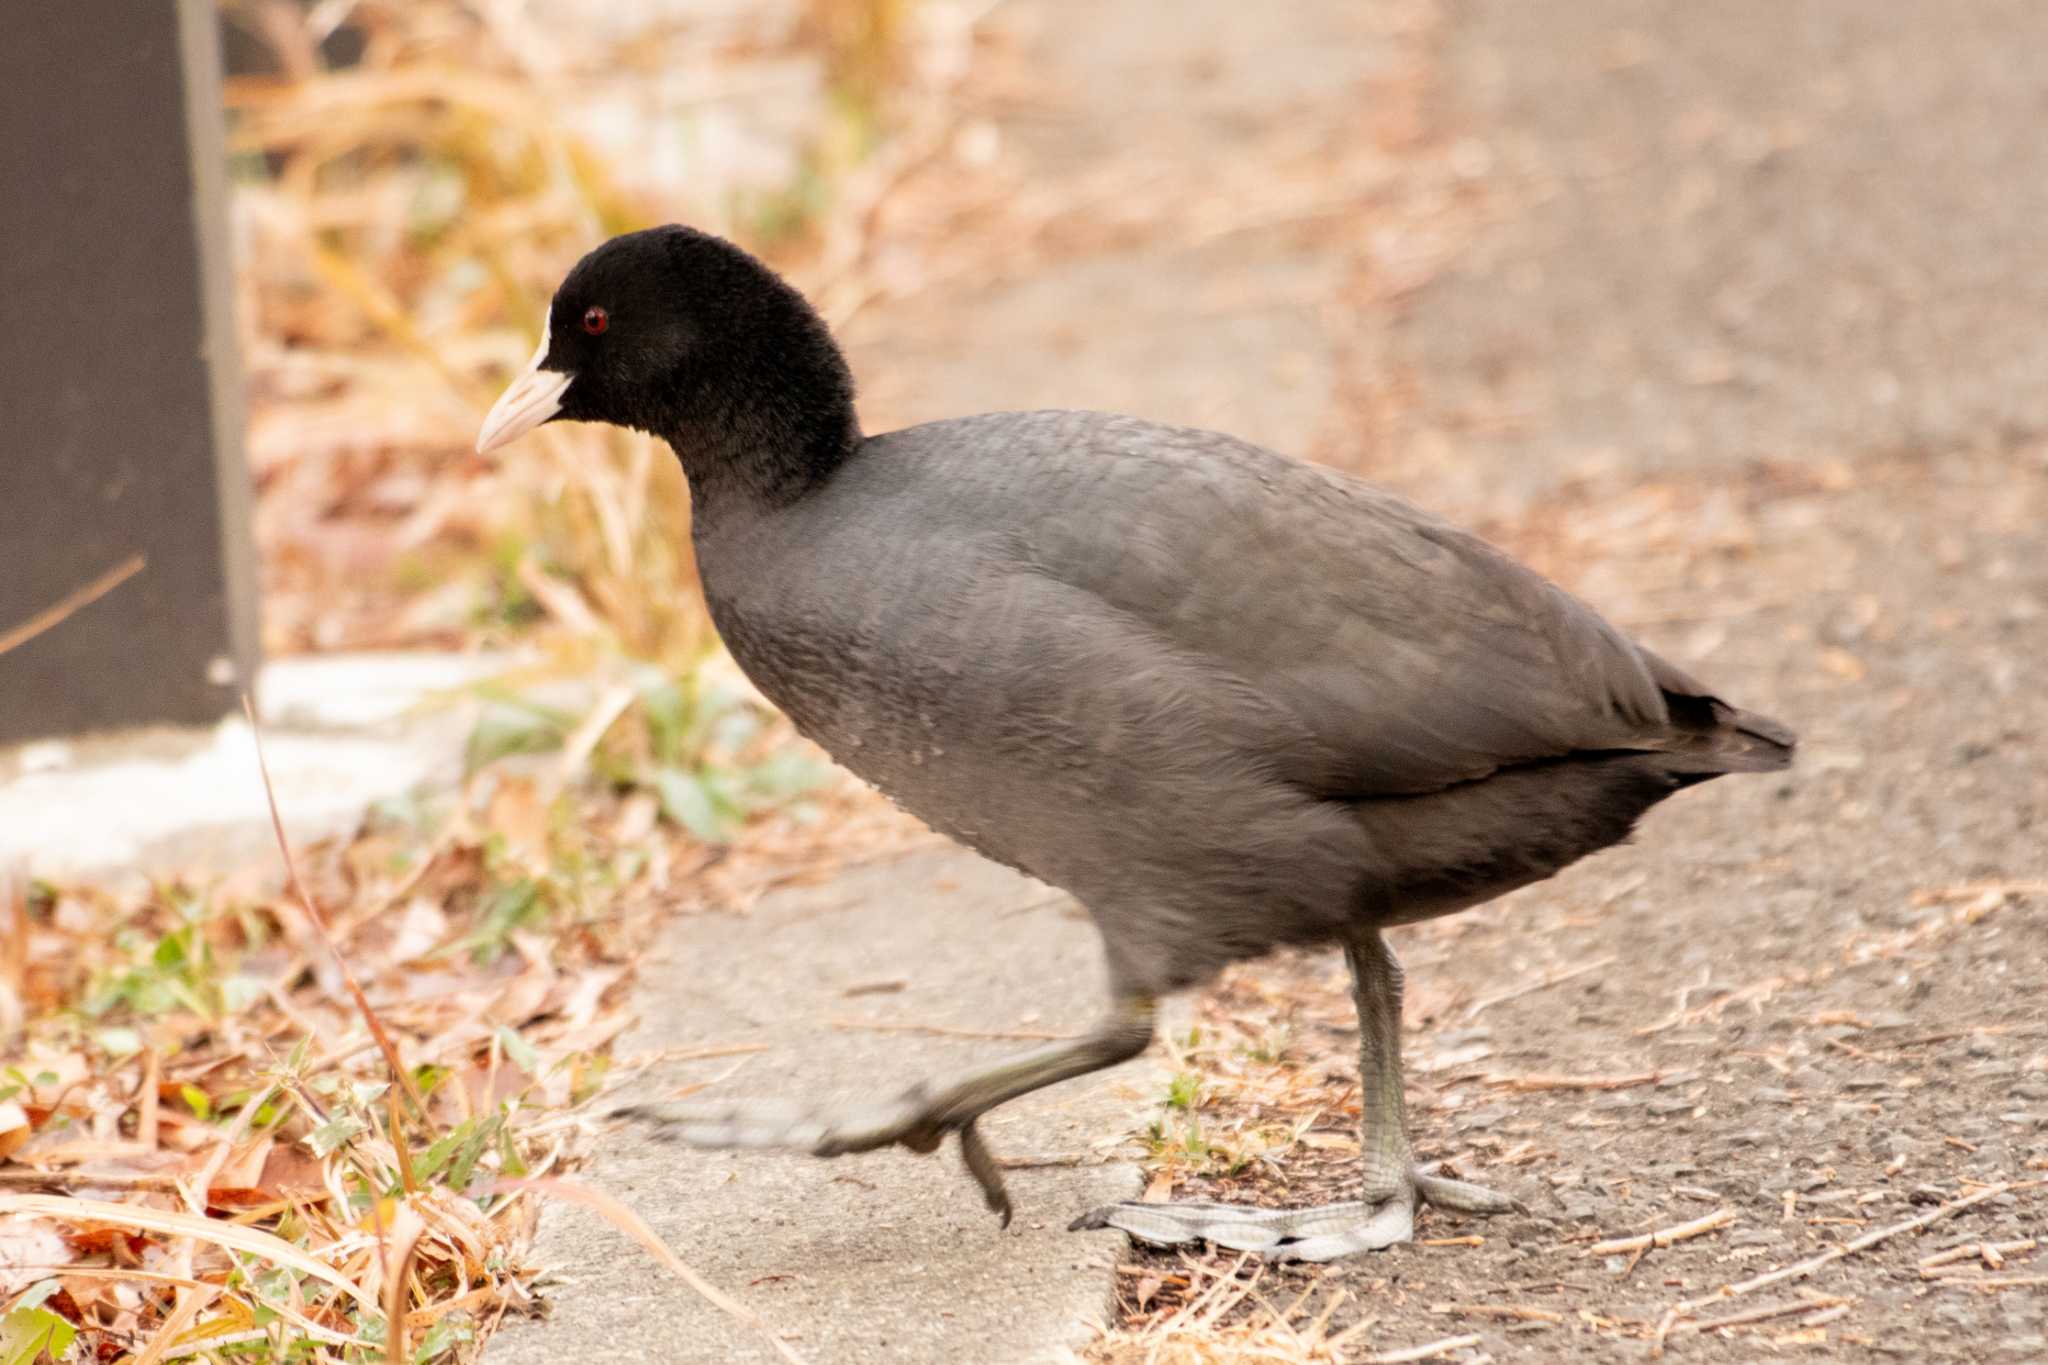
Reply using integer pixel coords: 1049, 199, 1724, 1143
993, 414, 1677, 797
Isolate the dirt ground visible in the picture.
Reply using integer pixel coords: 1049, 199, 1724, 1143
820, 0, 2046, 1359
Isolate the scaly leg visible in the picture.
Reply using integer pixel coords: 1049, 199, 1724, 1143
617, 994, 1156, 1225
1071, 928, 1521, 1260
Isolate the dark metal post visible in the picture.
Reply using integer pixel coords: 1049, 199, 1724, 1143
0, 0, 259, 743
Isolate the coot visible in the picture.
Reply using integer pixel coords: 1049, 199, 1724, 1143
478, 225, 1794, 1259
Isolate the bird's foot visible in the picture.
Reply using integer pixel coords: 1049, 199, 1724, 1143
1070, 1164, 1522, 1261
615, 1087, 1014, 1225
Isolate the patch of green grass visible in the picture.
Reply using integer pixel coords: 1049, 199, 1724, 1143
81, 886, 268, 1023
465, 651, 829, 846
0, 1304, 76, 1365
475, 533, 545, 633
1241, 1023, 1292, 1065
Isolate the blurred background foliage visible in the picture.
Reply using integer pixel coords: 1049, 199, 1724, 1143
217, 0, 959, 815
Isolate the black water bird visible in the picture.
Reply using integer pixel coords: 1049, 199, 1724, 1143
478, 225, 1794, 1258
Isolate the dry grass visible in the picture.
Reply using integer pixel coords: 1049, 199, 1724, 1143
228, 1, 708, 659
0, 2, 978, 1359
1081, 1254, 1494, 1365
0, 771, 635, 1358
0, 708, 913, 1359
225, 0, 986, 666
1081, 1256, 1375, 1364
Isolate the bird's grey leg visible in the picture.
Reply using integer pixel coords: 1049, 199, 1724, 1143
1071, 928, 1521, 1261
616, 993, 1156, 1226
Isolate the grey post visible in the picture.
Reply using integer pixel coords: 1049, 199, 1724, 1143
0, 0, 258, 744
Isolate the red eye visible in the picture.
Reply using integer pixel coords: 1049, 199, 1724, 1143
582, 306, 609, 336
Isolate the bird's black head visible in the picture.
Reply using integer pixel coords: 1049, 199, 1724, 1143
477, 225, 860, 505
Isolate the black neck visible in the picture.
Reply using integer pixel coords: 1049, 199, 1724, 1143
658, 257, 862, 512
666, 359, 862, 512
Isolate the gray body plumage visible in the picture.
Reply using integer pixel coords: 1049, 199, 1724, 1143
694, 409, 1791, 996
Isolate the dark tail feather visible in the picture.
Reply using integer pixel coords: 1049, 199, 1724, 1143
1634, 646, 1796, 777
1673, 699, 1797, 774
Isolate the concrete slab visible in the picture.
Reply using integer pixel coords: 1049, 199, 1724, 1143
0, 652, 506, 884
488, 846, 1160, 1365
